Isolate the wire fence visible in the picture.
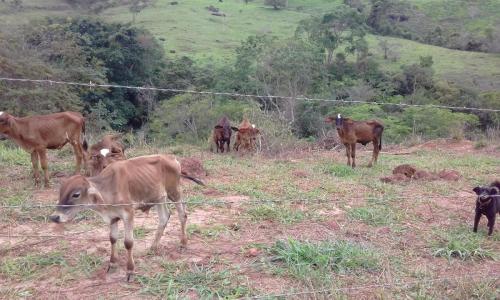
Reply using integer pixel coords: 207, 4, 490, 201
1, 77, 499, 112
0, 193, 481, 209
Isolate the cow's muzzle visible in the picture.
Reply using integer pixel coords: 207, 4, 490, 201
49, 214, 61, 223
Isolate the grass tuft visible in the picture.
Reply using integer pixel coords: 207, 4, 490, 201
267, 239, 379, 285
0, 251, 67, 279
320, 164, 356, 177
432, 228, 496, 261
246, 203, 305, 224
137, 263, 251, 298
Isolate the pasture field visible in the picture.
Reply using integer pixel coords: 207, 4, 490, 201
2, 0, 500, 91
0, 139, 499, 298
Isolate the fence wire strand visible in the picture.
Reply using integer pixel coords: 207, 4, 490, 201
1, 77, 499, 112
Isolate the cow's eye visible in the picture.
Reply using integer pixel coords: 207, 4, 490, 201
72, 191, 81, 198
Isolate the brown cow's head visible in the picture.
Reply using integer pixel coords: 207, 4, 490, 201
49, 175, 101, 223
0, 111, 12, 134
88, 135, 126, 176
324, 114, 343, 128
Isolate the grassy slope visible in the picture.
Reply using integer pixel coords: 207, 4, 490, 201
1, 0, 500, 90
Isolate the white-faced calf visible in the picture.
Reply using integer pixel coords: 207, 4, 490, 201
473, 181, 500, 236
49, 154, 204, 281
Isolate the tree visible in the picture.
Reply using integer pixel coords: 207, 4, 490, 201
296, 6, 366, 65
264, 0, 287, 10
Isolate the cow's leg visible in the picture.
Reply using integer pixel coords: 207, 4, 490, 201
351, 144, 356, 168
30, 151, 41, 187
150, 202, 170, 251
107, 218, 119, 272
226, 139, 230, 152
123, 213, 135, 281
344, 144, 351, 166
37, 149, 50, 187
219, 140, 224, 153
70, 141, 84, 174
169, 187, 187, 247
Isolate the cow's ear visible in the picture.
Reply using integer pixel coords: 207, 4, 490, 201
491, 187, 499, 195
214, 125, 223, 129
87, 186, 103, 204
231, 127, 239, 131
473, 187, 482, 195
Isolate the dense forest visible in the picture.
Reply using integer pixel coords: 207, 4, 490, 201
0, 0, 499, 147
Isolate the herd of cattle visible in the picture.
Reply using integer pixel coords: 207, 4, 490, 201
0, 110, 498, 281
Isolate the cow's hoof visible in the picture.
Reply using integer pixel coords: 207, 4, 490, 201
126, 272, 135, 282
148, 246, 161, 255
107, 263, 118, 273
367, 164, 373, 168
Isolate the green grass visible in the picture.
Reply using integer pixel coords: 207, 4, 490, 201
319, 163, 357, 177
268, 239, 379, 286
0, 251, 67, 280
431, 227, 497, 261
137, 262, 252, 298
347, 205, 399, 226
187, 224, 231, 239
74, 253, 103, 277
0, 143, 30, 166
2, 0, 500, 91
246, 203, 306, 224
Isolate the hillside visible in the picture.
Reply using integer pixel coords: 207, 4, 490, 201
2, 0, 500, 92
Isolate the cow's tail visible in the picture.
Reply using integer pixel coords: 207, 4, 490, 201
374, 124, 384, 151
81, 119, 88, 152
181, 171, 205, 186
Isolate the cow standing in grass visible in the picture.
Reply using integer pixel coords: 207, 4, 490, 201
0, 111, 87, 187
233, 118, 260, 152
325, 114, 384, 168
49, 154, 205, 281
212, 116, 236, 153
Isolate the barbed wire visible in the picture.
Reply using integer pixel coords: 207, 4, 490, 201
1, 77, 499, 112
0, 194, 480, 209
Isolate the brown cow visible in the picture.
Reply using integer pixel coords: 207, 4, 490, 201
49, 154, 204, 281
87, 134, 126, 176
0, 111, 87, 187
325, 114, 384, 168
233, 118, 260, 152
212, 116, 237, 153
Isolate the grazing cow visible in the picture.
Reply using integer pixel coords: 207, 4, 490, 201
473, 181, 500, 236
233, 118, 260, 152
325, 114, 384, 168
0, 111, 87, 187
212, 116, 236, 153
49, 154, 205, 281
88, 134, 126, 176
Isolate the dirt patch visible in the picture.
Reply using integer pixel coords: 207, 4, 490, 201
381, 164, 461, 183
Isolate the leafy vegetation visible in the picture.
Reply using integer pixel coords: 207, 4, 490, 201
432, 227, 496, 261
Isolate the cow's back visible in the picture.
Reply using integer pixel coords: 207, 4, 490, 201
96, 154, 181, 204
17, 112, 84, 149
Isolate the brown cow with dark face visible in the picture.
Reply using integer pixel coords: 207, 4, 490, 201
49, 154, 205, 281
212, 116, 237, 153
87, 134, 126, 176
0, 111, 87, 187
233, 118, 260, 152
325, 114, 384, 168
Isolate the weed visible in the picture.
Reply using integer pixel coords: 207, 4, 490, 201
187, 224, 230, 239
347, 205, 399, 226
134, 226, 150, 239
75, 253, 103, 277
0, 251, 67, 280
246, 203, 305, 224
267, 239, 379, 286
0, 143, 29, 166
320, 164, 356, 177
432, 227, 496, 261
137, 262, 251, 298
